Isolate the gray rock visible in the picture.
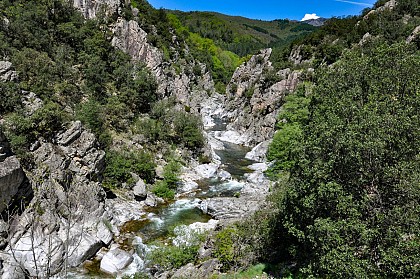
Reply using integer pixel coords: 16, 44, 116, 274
9, 232, 64, 277
0, 155, 26, 213
21, 91, 43, 116
73, 0, 120, 19
199, 196, 262, 220
0, 61, 17, 82
194, 163, 219, 179
66, 232, 102, 267
407, 25, 420, 44
111, 18, 163, 71
132, 179, 147, 200
57, 121, 82, 146
171, 259, 221, 279
100, 248, 133, 274
96, 220, 113, 246
245, 140, 271, 162
145, 193, 158, 207
217, 170, 231, 181
172, 220, 219, 247
222, 50, 301, 146
155, 165, 165, 179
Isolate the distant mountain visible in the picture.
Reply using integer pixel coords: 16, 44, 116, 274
301, 17, 328, 26
169, 11, 320, 56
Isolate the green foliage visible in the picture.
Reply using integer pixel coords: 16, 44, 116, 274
173, 112, 204, 150
269, 41, 420, 277
173, 11, 319, 57
151, 180, 175, 199
0, 82, 21, 114
121, 272, 151, 279
133, 99, 204, 151
152, 157, 182, 199
267, 89, 310, 176
220, 263, 267, 279
147, 244, 198, 270
213, 227, 239, 269
104, 149, 156, 187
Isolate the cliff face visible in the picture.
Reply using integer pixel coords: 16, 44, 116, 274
1, 121, 112, 278
0, 130, 30, 214
72, 0, 120, 19
217, 49, 301, 147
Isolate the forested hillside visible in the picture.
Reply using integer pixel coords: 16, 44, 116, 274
171, 11, 317, 56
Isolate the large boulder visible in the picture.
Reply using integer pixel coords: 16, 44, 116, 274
132, 179, 147, 201
0, 130, 30, 214
100, 248, 133, 274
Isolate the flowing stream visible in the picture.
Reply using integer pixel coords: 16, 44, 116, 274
71, 119, 256, 278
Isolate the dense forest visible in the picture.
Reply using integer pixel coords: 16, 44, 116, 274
220, 0, 420, 277
0, 0, 419, 278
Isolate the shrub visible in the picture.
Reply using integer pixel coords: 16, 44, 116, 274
104, 149, 156, 187
147, 244, 198, 270
152, 180, 175, 199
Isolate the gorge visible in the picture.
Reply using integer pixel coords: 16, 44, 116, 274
0, 0, 419, 278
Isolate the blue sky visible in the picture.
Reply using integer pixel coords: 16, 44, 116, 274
147, 0, 377, 21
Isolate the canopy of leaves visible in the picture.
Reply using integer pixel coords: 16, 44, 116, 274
266, 41, 420, 278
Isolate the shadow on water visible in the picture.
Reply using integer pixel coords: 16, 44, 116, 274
138, 199, 211, 243
215, 141, 255, 179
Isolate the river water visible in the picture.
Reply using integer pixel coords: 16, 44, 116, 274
69, 119, 256, 278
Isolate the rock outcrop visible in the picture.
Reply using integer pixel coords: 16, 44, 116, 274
221, 49, 301, 146
0, 61, 17, 82
407, 25, 420, 44
73, 0, 120, 19
111, 18, 163, 73
0, 130, 30, 214
0, 121, 112, 278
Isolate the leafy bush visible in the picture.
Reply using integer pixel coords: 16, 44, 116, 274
267, 88, 309, 176
0, 82, 22, 114
152, 157, 182, 199
104, 149, 156, 187
147, 244, 198, 270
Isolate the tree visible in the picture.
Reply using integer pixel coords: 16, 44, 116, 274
270, 41, 420, 277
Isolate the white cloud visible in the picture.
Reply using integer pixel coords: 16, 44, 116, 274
301, 13, 320, 21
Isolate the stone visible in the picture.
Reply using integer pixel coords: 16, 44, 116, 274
111, 18, 163, 71
194, 163, 219, 179
10, 232, 64, 277
171, 259, 221, 279
172, 220, 219, 247
96, 220, 114, 246
21, 91, 43, 116
221, 50, 301, 147
0, 61, 17, 82
155, 165, 165, 179
245, 140, 271, 162
407, 25, 420, 44
145, 193, 158, 207
100, 248, 133, 274
57, 121, 82, 146
73, 0, 120, 19
66, 232, 102, 267
0, 156, 26, 213
132, 179, 147, 200
217, 170, 231, 181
